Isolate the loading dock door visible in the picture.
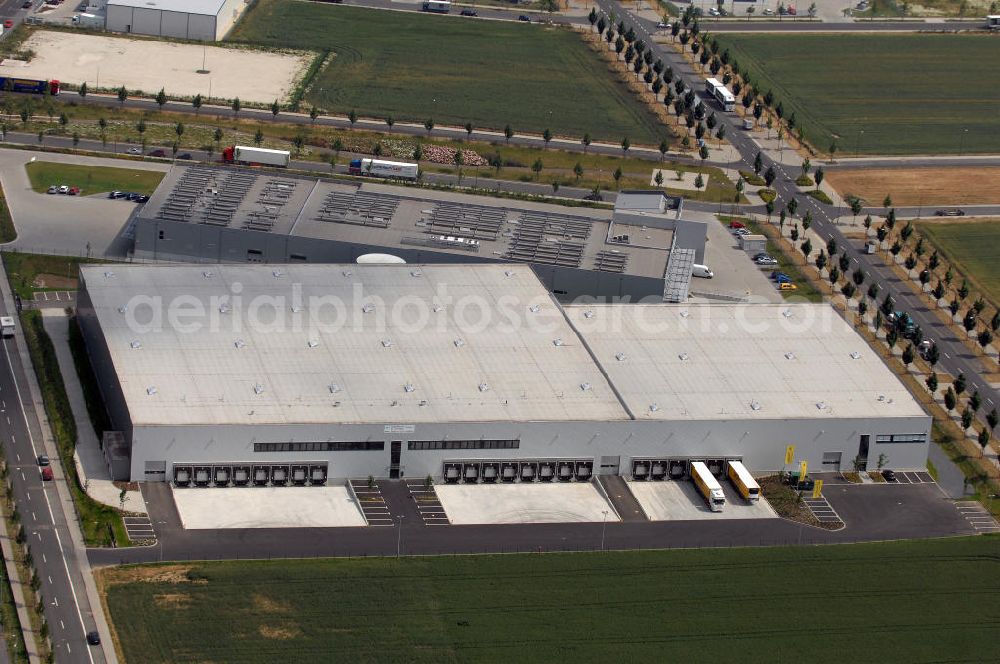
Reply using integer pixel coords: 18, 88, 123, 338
822, 451, 843, 469
599, 455, 620, 475
389, 441, 402, 479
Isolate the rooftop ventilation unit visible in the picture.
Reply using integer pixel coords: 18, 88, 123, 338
679, 310, 689, 318
253, 384, 264, 395
146, 386, 158, 395
272, 270, 284, 278
328, 383, 341, 394
750, 400, 761, 411
307, 339, 318, 348
678, 352, 689, 361
782, 309, 793, 318
478, 382, 489, 392
104, 271, 115, 279
552, 338, 564, 347
816, 401, 826, 410
504, 270, 515, 277
419, 400, 428, 407
291, 306, 303, 313
583, 310, 595, 319
850, 351, 861, 359
454, 338, 465, 348
580, 382, 592, 391
615, 352, 627, 362
381, 339, 393, 348
529, 304, 541, 313
433, 305, 443, 313
130, 340, 142, 349
219, 304, 231, 314
410, 270, 423, 277
784, 352, 795, 360
118, 305, 127, 314
362, 303, 374, 313
649, 403, 659, 412
203, 271, 214, 278
403, 383, 415, 393
342, 270, 353, 277
234, 339, 246, 349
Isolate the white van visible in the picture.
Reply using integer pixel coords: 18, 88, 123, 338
692, 264, 714, 279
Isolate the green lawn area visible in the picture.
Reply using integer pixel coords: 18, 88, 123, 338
714, 34, 1000, 155
102, 537, 1000, 664
1, 252, 106, 300
0, 181, 14, 244
228, 1, 667, 143
917, 220, 1000, 309
24, 161, 164, 196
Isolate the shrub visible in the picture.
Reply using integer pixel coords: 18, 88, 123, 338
807, 190, 833, 204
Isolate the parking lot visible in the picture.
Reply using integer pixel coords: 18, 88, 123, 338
172, 485, 366, 529
687, 210, 783, 303
435, 482, 620, 525
627, 479, 778, 521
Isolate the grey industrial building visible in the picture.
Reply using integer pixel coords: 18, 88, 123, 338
77, 262, 931, 487
131, 165, 704, 302
105, 0, 246, 41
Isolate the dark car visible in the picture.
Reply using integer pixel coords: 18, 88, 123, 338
518, 14, 531, 21
86, 631, 101, 646
22, 1, 32, 8
460, 8, 477, 15
125, 192, 139, 201
882, 469, 897, 482
37, 454, 49, 466
177, 153, 192, 160
148, 149, 166, 158
934, 209, 965, 217
136, 195, 149, 203
583, 192, 604, 202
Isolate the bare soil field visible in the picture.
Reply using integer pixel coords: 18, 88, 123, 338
825, 167, 1000, 207
0, 31, 313, 104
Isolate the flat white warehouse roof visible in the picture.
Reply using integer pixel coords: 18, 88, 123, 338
564, 304, 925, 420
81, 263, 925, 427
107, 0, 225, 15
80, 264, 628, 426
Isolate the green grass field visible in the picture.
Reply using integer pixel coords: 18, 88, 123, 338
714, 34, 1000, 155
24, 161, 164, 196
917, 220, 1000, 308
228, 1, 667, 143
102, 537, 1000, 663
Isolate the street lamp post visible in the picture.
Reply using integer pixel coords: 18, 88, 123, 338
395, 514, 405, 558
855, 129, 864, 158
600, 510, 609, 551
959, 128, 968, 156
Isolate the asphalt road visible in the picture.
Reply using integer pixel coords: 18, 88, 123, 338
87, 478, 974, 566
0, 294, 109, 663
599, 0, 1000, 433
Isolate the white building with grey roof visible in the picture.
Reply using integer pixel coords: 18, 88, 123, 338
77, 262, 930, 487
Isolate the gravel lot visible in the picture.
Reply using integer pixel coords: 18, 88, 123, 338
0, 31, 314, 104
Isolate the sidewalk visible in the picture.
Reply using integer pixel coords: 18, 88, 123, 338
0, 527, 40, 664
39, 310, 144, 515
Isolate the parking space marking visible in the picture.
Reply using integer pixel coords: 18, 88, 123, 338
349, 479, 395, 526
955, 502, 1000, 532
802, 496, 844, 525
405, 480, 451, 525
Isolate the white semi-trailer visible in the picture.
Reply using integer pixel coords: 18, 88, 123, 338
348, 158, 419, 180
222, 145, 290, 168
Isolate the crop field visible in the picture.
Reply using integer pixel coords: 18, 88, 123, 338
100, 537, 1000, 663
713, 34, 1000, 155
917, 219, 1000, 307
228, 1, 666, 143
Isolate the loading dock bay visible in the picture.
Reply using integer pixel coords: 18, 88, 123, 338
435, 482, 619, 525
172, 485, 365, 529
627, 479, 778, 521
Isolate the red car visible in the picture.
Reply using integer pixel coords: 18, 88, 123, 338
41, 467, 53, 481
3, 19, 13, 28
728, 220, 746, 230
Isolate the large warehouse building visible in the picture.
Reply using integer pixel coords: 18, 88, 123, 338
77, 263, 931, 487
105, 0, 246, 41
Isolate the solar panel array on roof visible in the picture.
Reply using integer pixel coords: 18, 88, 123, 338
314, 187, 400, 228
504, 211, 594, 268
593, 250, 629, 273
426, 203, 506, 240
155, 167, 257, 228
242, 178, 298, 232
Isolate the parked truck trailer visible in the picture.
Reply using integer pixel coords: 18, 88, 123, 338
222, 145, 290, 168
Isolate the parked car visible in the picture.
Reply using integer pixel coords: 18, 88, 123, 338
779, 282, 798, 290
127, 147, 141, 155
729, 220, 746, 230
57, 185, 69, 194
46, 185, 58, 194
656, 21, 668, 28
4, 19, 13, 28
733, 228, 750, 236
460, 8, 477, 15
86, 631, 101, 646
762, 7, 774, 14
41, 467, 53, 481
108, 190, 123, 199
881, 469, 896, 482
518, 14, 531, 21
583, 192, 604, 202
770, 270, 790, 281
136, 195, 149, 203
934, 209, 965, 216
148, 149, 166, 158
178, 153, 192, 160
37, 454, 49, 466
125, 192, 139, 201
21, 1, 32, 8
755, 256, 778, 266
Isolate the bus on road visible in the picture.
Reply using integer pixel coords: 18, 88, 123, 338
726, 460, 760, 503
705, 77, 735, 112
691, 461, 725, 512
